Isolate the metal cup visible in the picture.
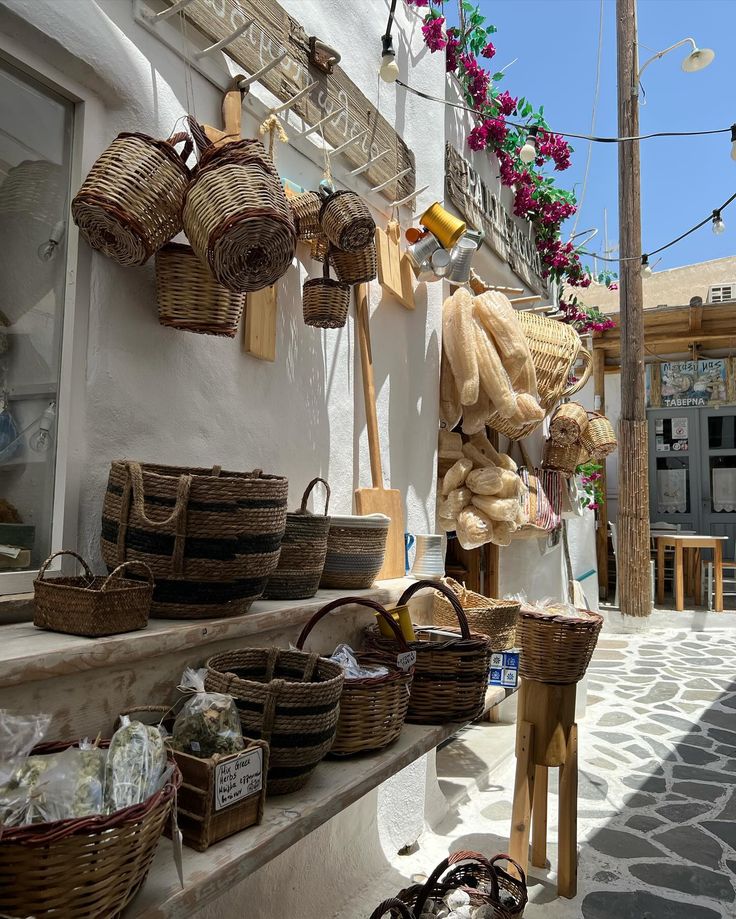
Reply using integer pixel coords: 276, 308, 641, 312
406, 231, 441, 268
430, 248, 451, 277
447, 236, 478, 284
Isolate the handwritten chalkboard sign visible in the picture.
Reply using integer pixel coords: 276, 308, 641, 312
214, 746, 264, 811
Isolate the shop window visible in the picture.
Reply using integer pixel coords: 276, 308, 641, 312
0, 57, 73, 592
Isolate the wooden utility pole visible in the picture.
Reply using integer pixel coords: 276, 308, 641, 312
616, 0, 652, 616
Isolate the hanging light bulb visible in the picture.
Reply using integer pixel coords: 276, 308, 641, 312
519, 127, 539, 165
712, 210, 726, 235
379, 34, 399, 83
36, 220, 66, 263
731, 124, 736, 162
29, 402, 56, 454
641, 255, 653, 278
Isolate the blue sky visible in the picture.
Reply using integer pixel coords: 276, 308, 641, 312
462, 0, 736, 276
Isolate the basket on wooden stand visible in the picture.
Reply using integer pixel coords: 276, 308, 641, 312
264, 477, 331, 600
580, 411, 617, 459
33, 550, 153, 638
296, 596, 414, 755
72, 131, 192, 266
432, 577, 519, 649
302, 259, 350, 329
319, 190, 375, 252
549, 402, 589, 445
330, 240, 378, 285
205, 647, 344, 794
517, 606, 603, 684
363, 580, 494, 723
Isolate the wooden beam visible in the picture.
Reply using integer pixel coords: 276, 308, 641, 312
596, 332, 736, 352
689, 304, 704, 332
593, 348, 608, 602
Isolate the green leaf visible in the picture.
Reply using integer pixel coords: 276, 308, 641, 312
492, 72, 504, 81
462, 1, 474, 11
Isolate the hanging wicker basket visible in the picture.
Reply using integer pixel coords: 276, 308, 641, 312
183, 122, 296, 292
263, 478, 331, 600
320, 514, 390, 590
310, 233, 330, 263
517, 606, 603, 684
33, 550, 153, 638
319, 190, 375, 252
302, 259, 350, 329
289, 191, 322, 242
72, 131, 192, 267
580, 411, 617, 459
296, 596, 414, 756
330, 240, 378, 285
432, 577, 519, 649
542, 439, 584, 477
205, 647, 344, 795
155, 242, 245, 337
549, 402, 589, 445
363, 580, 493, 724
0, 740, 180, 919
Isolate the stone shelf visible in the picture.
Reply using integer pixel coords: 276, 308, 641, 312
0, 579, 415, 689
128, 719, 475, 918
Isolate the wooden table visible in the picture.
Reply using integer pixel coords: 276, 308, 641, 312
655, 534, 729, 611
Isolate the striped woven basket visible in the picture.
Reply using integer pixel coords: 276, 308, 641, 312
320, 514, 389, 590
100, 461, 288, 619
263, 478, 331, 600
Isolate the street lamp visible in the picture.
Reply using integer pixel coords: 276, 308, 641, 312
637, 37, 715, 83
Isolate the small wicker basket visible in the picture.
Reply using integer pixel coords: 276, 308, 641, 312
549, 402, 589, 445
319, 190, 375, 252
296, 596, 414, 756
263, 478, 331, 600
432, 577, 520, 649
330, 240, 378, 285
289, 191, 322, 242
320, 514, 390, 590
155, 242, 245, 337
33, 550, 153, 638
517, 606, 603, 684
542, 439, 584, 477
72, 131, 192, 267
302, 260, 350, 329
310, 233, 330, 263
580, 412, 617, 459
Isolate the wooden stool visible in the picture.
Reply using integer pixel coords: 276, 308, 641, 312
509, 679, 578, 898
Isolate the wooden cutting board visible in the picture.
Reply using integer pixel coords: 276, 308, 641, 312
244, 285, 277, 361
376, 222, 415, 310
354, 282, 405, 579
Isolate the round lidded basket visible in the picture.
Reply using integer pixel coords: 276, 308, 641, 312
205, 647, 344, 795
295, 596, 414, 756
549, 402, 589, 446
517, 606, 603, 684
302, 259, 350, 329
320, 513, 390, 590
263, 478, 331, 600
330, 240, 378, 286
542, 438, 584, 477
363, 580, 494, 724
182, 125, 296, 293
432, 577, 519, 650
580, 411, 617, 459
33, 550, 153, 638
289, 191, 322, 242
72, 131, 192, 267
319, 190, 375, 252
155, 242, 245, 337
0, 740, 180, 919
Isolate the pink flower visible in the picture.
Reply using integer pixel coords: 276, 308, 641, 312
608, 282, 619, 291
406, 0, 430, 5
481, 41, 496, 59
467, 123, 488, 150
421, 16, 447, 52
589, 502, 599, 511
445, 27, 460, 72
495, 90, 517, 116
538, 131, 572, 171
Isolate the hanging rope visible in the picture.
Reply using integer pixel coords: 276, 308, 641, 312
258, 113, 288, 161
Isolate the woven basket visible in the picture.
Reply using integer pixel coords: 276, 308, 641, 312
580, 412, 617, 459
319, 190, 375, 252
296, 596, 413, 755
363, 580, 493, 724
517, 606, 603, 684
320, 514, 390, 590
0, 740, 180, 919
155, 242, 245, 337
183, 126, 295, 292
310, 233, 330, 263
432, 577, 519, 650
369, 899, 415, 919
289, 191, 322, 242
487, 312, 593, 441
263, 478, 331, 600
100, 461, 287, 619
396, 850, 525, 919
205, 647, 344, 795
510, 445, 563, 540
33, 550, 153, 638
330, 240, 378, 285
72, 131, 192, 267
303, 259, 350, 329
549, 402, 589, 445
542, 439, 583, 477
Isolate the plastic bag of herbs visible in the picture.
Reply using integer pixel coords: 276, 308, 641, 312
170, 667, 245, 759
106, 715, 169, 811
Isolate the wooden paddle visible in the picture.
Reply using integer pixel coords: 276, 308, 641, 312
354, 282, 405, 579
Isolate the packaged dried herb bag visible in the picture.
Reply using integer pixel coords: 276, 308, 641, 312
171, 668, 245, 759
106, 716, 167, 812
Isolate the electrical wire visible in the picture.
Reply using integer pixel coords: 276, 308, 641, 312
395, 79, 733, 143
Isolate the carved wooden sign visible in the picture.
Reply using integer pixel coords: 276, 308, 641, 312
445, 143, 547, 294
161, 0, 416, 201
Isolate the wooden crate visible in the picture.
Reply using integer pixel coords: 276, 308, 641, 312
170, 740, 269, 852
